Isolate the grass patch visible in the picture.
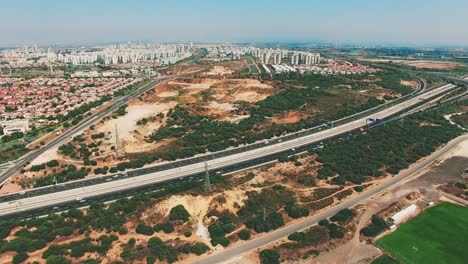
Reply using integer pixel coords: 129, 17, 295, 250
377, 202, 468, 264
372, 255, 399, 264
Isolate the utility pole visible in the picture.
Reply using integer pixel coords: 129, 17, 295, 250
204, 162, 211, 193
115, 123, 121, 158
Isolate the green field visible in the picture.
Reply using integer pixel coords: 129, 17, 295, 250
372, 255, 399, 264
377, 202, 468, 264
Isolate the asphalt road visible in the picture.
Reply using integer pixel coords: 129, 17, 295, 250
190, 134, 468, 264
0, 76, 173, 186
0, 83, 457, 217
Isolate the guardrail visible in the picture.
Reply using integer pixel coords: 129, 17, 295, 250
0, 78, 448, 203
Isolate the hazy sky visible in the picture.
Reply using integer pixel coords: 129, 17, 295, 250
2, 0, 468, 47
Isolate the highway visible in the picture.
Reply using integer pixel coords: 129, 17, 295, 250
0, 76, 174, 186
0, 81, 459, 218
190, 134, 468, 264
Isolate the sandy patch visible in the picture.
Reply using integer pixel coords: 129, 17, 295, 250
272, 111, 304, 124
232, 90, 269, 103
142, 194, 213, 241
30, 146, 60, 166
203, 66, 234, 76
401, 80, 419, 89
359, 58, 460, 69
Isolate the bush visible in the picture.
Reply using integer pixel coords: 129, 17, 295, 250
12, 252, 28, 264
361, 215, 388, 237
455, 182, 467, 189
169, 205, 190, 222
211, 236, 230, 247
259, 249, 280, 264
318, 219, 329, 227
245, 212, 285, 233
46, 255, 71, 264
238, 229, 251, 240
284, 201, 309, 219
184, 231, 192, 237
136, 223, 154, 236
354, 186, 364, 192
327, 223, 344, 239
46, 160, 59, 167
330, 209, 355, 223
119, 227, 128, 235
30, 164, 46, 172
153, 222, 174, 234
190, 242, 210, 256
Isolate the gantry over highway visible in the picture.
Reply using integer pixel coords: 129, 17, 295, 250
0, 79, 465, 220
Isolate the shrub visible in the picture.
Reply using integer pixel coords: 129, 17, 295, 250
238, 229, 251, 240
211, 236, 230, 247
353, 186, 364, 192
169, 205, 190, 222
330, 209, 355, 223
327, 223, 344, 239
153, 222, 174, 234
361, 215, 388, 237
12, 252, 28, 264
46, 160, 59, 167
46, 255, 71, 264
259, 249, 280, 264
184, 231, 192, 237
190, 242, 210, 256
455, 182, 467, 189
136, 223, 154, 236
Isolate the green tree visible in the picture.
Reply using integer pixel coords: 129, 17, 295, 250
259, 249, 280, 264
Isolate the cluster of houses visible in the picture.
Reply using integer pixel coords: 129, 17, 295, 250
0, 77, 141, 119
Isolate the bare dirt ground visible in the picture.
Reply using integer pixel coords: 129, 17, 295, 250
202, 66, 234, 76
359, 58, 461, 69
400, 80, 419, 89
272, 111, 305, 124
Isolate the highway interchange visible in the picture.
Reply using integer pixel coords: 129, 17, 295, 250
0, 80, 464, 220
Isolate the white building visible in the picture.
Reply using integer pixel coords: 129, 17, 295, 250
0, 119, 29, 135
389, 204, 419, 225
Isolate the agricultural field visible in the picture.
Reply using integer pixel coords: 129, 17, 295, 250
372, 255, 399, 264
377, 202, 468, 264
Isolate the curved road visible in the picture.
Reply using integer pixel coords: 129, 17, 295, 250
190, 134, 468, 264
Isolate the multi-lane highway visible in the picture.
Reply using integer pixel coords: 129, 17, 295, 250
0, 81, 460, 218
190, 134, 468, 264
0, 76, 174, 186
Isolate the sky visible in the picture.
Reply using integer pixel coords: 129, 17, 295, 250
1, 0, 468, 47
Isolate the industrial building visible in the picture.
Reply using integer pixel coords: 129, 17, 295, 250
389, 204, 419, 225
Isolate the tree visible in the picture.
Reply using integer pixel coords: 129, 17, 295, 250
12, 252, 28, 264
136, 223, 154, 236
46, 160, 59, 168
259, 249, 280, 264
46, 255, 72, 264
238, 229, 251, 240
169, 205, 190, 222
330, 209, 355, 223
190, 243, 210, 256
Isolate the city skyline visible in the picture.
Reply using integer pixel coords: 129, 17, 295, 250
2, 0, 468, 47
